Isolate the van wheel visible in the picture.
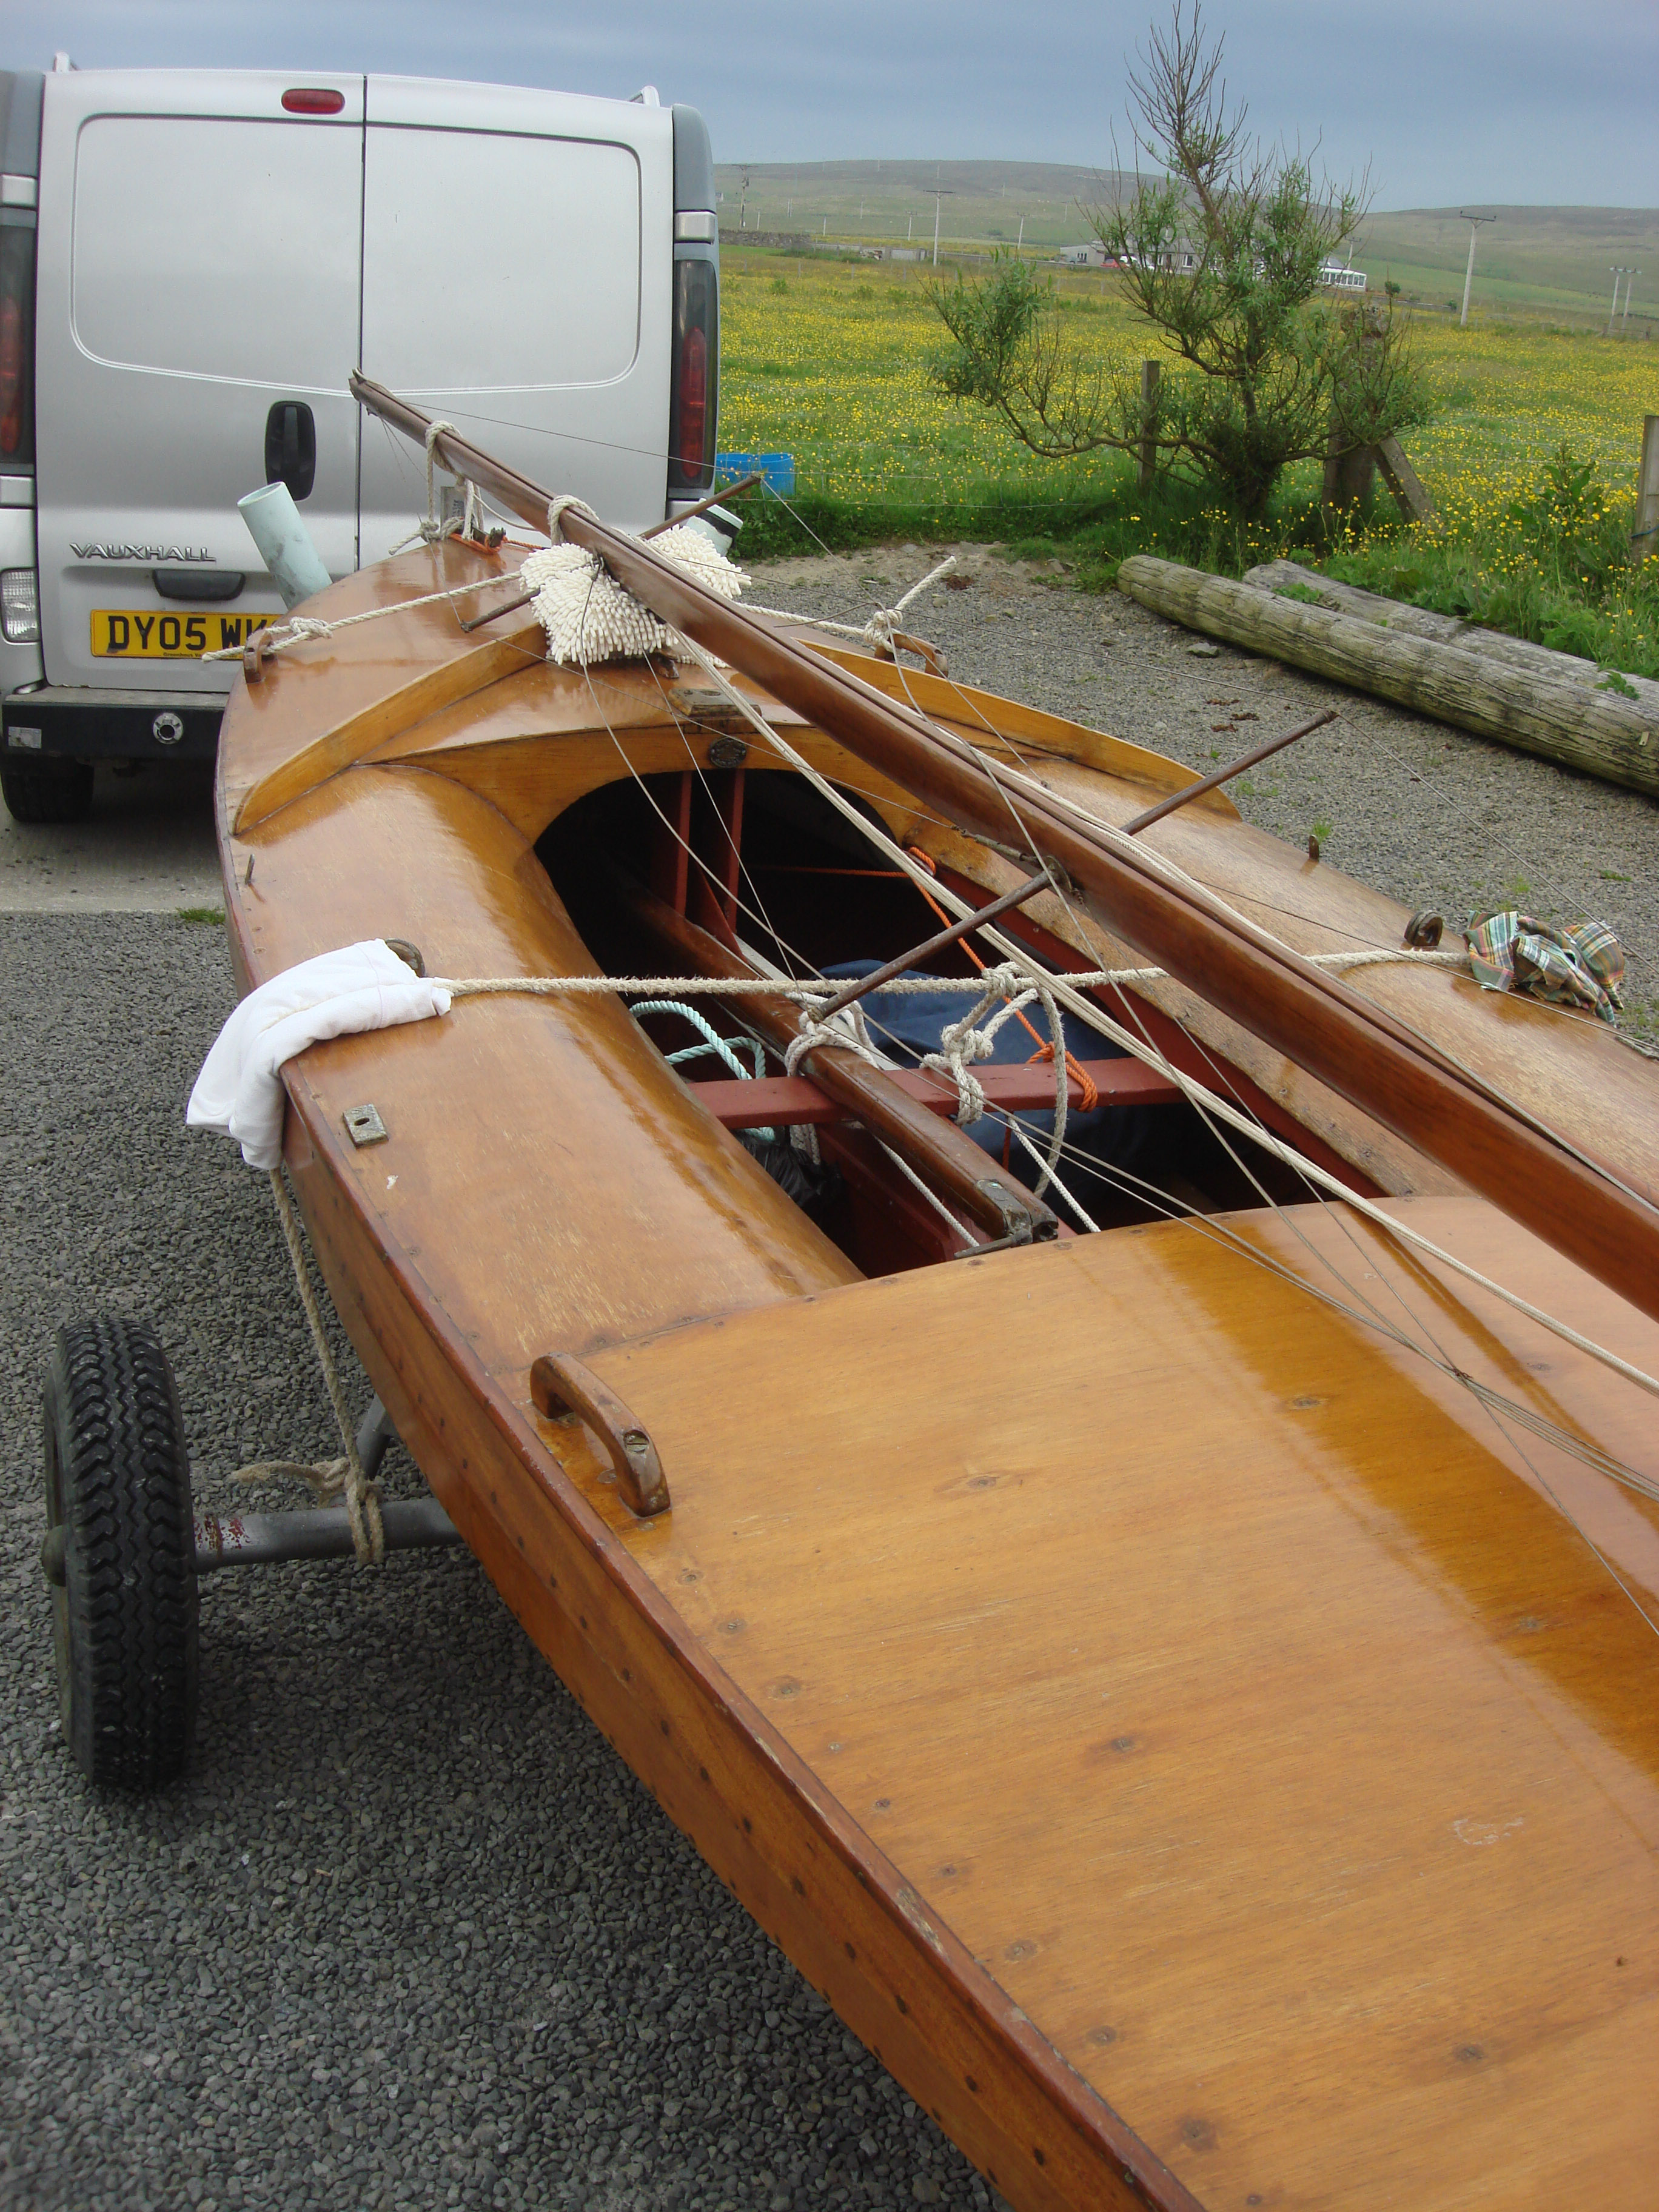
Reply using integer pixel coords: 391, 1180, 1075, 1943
2, 756, 95, 825
41, 1318, 199, 1791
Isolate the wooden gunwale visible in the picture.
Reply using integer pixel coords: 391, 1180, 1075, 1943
345, 376, 1659, 1329
215, 800, 1196, 2212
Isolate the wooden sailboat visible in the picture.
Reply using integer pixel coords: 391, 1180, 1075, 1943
195, 384, 1659, 2210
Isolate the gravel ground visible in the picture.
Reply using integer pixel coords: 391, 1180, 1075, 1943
4, 561, 1656, 2212
0, 922, 996, 2212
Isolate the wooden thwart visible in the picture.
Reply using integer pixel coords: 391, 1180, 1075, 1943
691, 1057, 1182, 1130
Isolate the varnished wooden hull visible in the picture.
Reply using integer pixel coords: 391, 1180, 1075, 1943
215, 545, 1659, 2211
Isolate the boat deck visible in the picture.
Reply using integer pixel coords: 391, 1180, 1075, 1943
213, 543, 1659, 2211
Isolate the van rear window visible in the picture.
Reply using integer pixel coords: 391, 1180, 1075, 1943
362, 129, 641, 391
71, 116, 361, 389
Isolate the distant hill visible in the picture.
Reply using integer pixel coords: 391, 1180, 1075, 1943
713, 161, 1134, 253
1357, 206, 1658, 320
714, 161, 1658, 321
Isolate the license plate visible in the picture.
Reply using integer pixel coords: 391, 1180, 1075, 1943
90, 609, 278, 659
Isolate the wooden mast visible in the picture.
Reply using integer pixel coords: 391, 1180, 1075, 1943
347, 375, 1659, 1328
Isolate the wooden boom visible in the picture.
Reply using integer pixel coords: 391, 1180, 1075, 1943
349, 375, 1659, 1327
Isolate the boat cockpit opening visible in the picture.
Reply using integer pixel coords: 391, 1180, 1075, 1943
538, 766, 1326, 1277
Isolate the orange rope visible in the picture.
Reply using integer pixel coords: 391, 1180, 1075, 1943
905, 848, 1099, 1112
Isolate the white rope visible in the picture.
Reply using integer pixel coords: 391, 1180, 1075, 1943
910, 963, 1070, 1199
748, 554, 957, 655
386, 419, 478, 555
199, 569, 518, 662
263, 1167, 384, 1564
441, 944, 1467, 1006
782, 999, 885, 1074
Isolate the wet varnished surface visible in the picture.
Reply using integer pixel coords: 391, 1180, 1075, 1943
212, 554, 1659, 2210
575, 1200, 1659, 2210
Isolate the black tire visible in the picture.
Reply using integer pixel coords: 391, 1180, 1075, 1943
42, 1318, 198, 1790
1, 754, 95, 825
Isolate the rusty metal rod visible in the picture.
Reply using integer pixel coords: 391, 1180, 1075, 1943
642, 471, 763, 538
1121, 709, 1336, 836
458, 584, 535, 633
813, 867, 1055, 1021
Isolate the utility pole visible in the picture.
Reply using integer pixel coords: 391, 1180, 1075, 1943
1017, 215, 1025, 250
1624, 272, 1640, 332
931, 189, 954, 268
1607, 267, 1640, 336
1458, 212, 1495, 327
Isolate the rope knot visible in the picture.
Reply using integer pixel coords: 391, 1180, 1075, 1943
784, 1000, 882, 1078
387, 420, 488, 555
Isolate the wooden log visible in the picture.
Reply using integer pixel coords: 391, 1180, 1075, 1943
1119, 553, 1659, 798
1243, 558, 1659, 712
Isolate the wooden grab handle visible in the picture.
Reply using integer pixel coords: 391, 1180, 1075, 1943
530, 1353, 671, 1518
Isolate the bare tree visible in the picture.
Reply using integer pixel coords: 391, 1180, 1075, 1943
930, 4, 1426, 521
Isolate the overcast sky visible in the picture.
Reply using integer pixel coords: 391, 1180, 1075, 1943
10, 0, 1656, 209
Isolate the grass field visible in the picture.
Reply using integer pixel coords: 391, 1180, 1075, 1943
717, 244, 1659, 674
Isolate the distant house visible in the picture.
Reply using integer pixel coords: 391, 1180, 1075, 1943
1059, 242, 1365, 289
1113, 244, 1201, 275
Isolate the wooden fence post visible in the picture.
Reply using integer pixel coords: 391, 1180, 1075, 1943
1375, 435, 1435, 523
1138, 360, 1160, 491
1633, 414, 1659, 560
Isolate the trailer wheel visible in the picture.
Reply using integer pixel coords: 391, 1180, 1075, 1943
41, 1318, 199, 1791
1, 756, 95, 825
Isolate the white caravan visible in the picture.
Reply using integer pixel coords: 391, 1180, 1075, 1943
0, 64, 719, 822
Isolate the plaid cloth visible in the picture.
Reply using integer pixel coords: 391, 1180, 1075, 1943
1466, 910, 1624, 1022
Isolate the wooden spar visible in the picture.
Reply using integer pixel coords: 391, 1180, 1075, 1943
347, 375, 1659, 1326
612, 870, 1059, 1248
1119, 709, 1336, 836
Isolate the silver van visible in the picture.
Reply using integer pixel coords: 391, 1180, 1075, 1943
0, 63, 719, 822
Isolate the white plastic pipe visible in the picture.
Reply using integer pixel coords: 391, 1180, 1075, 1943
236, 481, 332, 610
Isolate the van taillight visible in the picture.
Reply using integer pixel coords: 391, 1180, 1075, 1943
0, 225, 36, 464
679, 328, 707, 477
282, 87, 346, 115
0, 298, 21, 454
668, 258, 719, 493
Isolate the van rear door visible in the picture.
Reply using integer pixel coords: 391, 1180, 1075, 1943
358, 78, 672, 552
34, 70, 363, 694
